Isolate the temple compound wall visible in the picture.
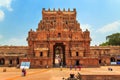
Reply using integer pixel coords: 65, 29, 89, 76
0, 46, 28, 67
0, 46, 120, 67
0, 8, 120, 68
90, 46, 120, 66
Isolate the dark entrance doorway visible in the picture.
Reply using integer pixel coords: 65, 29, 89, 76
53, 43, 65, 67
75, 60, 80, 66
99, 59, 101, 64
9, 59, 12, 65
0, 58, 5, 65
111, 57, 115, 62
16, 57, 19, 65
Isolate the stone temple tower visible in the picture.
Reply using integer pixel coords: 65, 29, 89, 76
21, 8, 99, 68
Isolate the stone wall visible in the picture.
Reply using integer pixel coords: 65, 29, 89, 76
81, 75, 120, 80
90, 46, 120, 66
0, 46, 28, 55
66, 73, 120, 80
0, 46, 28, 67
0, 45, 120, 67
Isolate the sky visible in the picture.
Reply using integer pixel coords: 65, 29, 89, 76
0, 0, 120, 46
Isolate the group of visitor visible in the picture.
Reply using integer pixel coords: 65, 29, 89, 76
70, 65, 82, 71
108, 67, 113, 71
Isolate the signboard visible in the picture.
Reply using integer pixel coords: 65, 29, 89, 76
111, 62, 117, 65
20, 62, 30, 69
117, 62, 120, 64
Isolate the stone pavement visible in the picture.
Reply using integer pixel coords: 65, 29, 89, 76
0, 66, 120, 80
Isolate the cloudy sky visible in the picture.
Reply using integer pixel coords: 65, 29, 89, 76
0, 0, 120, 46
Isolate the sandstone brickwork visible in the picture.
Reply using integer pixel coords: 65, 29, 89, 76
25, 8, 92, 68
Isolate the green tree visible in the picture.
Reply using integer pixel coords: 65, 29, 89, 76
100, 33, 120, 46
99, 42, 109, 46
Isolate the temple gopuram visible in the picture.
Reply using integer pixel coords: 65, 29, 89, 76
0, 8, 120, 68
21, 8, 98, 68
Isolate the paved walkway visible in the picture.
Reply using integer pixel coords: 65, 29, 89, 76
0, 66, 120, 80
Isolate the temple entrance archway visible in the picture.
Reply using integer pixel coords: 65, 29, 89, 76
53, 43, 65, 67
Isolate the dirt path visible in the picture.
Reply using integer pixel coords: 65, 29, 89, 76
0, 66, 120, 80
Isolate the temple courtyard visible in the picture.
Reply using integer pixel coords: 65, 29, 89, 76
0, 66, 120, 80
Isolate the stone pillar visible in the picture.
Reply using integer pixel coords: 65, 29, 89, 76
13, 59, 16, 66
49, 42, 54, 67
35, 50, 39, 57
65, 43, 69, 66
5, 59, 9, 66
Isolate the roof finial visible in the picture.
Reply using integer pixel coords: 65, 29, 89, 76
63, 8, 65, 11
53, 8, 55, 11
58, 8, 60, 11
68, 8, 70, 11
48, 8, 50, 11
73, 8, 76, 12
42, 8, 45, 11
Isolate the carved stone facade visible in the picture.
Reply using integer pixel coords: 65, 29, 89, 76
21, 8, 96, 68
0, 9, 120, 68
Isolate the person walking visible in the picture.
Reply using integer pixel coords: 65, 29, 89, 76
22, 68, 26, 76
74, 65, 77, 71
78, 65, 81, 71
70, 65, 72, 70
24, 69, 26, 76
22, 68, 25, 76
60, 66, 62, 71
